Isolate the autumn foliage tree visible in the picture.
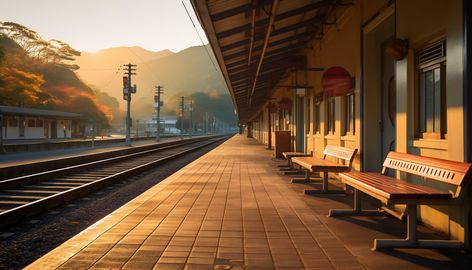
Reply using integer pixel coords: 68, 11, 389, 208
0, 67, 49, 106
0, 22, 115, 128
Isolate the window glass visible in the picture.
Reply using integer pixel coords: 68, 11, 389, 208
417, 40, 446, 139
434, 68, 441, 132
9, 118, 18, 127
314, 102, 320, 134
327, 98, 335, 134
28, 119, 35, 127
345, 93, 355, 135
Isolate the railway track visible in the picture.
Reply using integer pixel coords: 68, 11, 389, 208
0, 135, 230, 228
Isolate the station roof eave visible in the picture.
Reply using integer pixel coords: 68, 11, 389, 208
191, 0, 346, 123
0, 105, 82, 119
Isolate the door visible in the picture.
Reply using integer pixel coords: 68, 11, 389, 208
362, 5, 395, 172
51, 121, 57, 139
19, 117, 25, 137
381, 40, 396, 166
44, 120, 49, 138
295, 96, 305, 152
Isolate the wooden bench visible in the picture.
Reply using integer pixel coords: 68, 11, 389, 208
291, 146, 357, 194
278, 151, 313, 175
329, 151, 472, 250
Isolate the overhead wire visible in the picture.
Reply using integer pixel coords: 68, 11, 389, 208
97, 65, 122, 90
180, 0, 220, 74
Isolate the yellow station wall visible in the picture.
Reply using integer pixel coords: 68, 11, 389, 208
249, 0, 468, 243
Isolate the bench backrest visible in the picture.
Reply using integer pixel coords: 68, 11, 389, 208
323, 145, 358, 168
383, 152, 472, 186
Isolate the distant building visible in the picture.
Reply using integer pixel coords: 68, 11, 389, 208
0, 106, 83, 140
144, 116, 179, 135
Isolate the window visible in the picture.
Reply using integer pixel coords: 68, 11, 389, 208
327, 98, 335, 134
27, 119, 35, 127
417, 40, 446, 139
313, 94, 322, 134
306, 97, 311, 134
345, 92, 355, 135
8, 118, 18, 127
36, 119, 44, 127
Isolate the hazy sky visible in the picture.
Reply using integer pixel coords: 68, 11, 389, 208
0, 0, 208, 53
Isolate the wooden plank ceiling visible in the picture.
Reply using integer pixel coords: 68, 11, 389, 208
191, 0, 342, 123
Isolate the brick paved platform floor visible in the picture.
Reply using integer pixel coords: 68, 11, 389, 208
26, 135, 471, 269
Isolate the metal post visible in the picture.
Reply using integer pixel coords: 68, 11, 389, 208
180, 96, 184, 140
91, 119, 95, 149
406, 205, 417, 243
155, 85, 163, 141
123, 63, 137, 146
136, 119, 139, 138
0, 113, 4, 153
323, 172, 329, 192
126, 92, 131, 145
205, 112, 209, 134
189, 100, 193, 138
353, 189, 361, 212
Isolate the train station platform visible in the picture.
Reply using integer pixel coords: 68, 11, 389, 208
26, 135, 471, 269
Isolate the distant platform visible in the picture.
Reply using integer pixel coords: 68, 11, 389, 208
26, 135, 472, 269
0, 134, 182, 153
0, 135, 200, 169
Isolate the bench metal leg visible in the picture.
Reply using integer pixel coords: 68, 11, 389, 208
280, 159, 305, 175
373, 205, 463, 250
329, 189, 384, 216
291, 169, 310, 183
304, 172, 345, 195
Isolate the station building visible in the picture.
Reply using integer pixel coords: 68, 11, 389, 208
145, 116, 180, 135
191, 0, 472, 246
0, 105, 83, 140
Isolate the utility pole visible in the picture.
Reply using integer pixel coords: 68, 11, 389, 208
0, 113, 4, 153
123, 63, 137, 146
136, 119, 139, 138
91, 118, 95, 149
154, 85, 164, 141
205, 112, 209, 134
189, 100, 193, 138
180, 96, 184, 140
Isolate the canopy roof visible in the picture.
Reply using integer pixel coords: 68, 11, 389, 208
191, 0, 345, 122
0, 106, 81, 118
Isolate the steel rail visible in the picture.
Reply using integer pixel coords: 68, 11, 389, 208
0, 135, 230, 228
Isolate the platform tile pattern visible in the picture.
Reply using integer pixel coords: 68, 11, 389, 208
27, 135, 364, 269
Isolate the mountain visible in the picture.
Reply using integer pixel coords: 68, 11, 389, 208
76, 46, 173, 76
75, 45, 229, 121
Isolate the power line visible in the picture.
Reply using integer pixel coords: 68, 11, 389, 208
180, 0, 219, 73
79, 68, 123, 71
97, 65, 122, 89
125, 46, 159, 85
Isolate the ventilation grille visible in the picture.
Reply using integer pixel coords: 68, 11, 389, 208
418, 41, 446, 66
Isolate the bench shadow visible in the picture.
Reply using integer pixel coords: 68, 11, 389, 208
376, 248, 472, 269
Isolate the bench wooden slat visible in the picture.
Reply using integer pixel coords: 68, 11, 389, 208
282, 152, 311, 159
384, 152, 472, 186
292, 156, 349, 172
340, 172, 453, 200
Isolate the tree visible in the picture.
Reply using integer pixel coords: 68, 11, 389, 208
0, 22, 81, 70
0, 66, 48, 106
0, 46, 4, 65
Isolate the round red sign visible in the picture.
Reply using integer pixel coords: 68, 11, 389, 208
321, 66, 352, 96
